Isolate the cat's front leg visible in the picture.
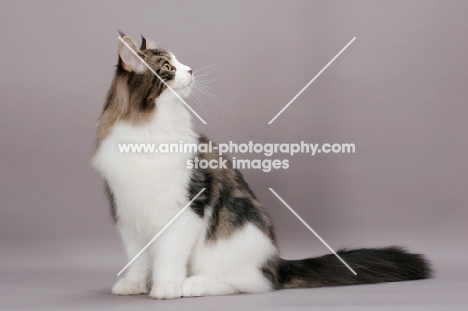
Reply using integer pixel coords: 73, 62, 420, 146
112, 226, 150, 295
149, 209, 203, 299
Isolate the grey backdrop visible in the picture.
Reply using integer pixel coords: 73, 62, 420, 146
1, 0, 467, 310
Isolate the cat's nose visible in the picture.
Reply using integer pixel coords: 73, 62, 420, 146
188, 69, 193, 75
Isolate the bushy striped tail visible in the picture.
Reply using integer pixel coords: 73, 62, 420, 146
278, 246, 432, 289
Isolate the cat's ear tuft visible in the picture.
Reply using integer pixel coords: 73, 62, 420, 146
140, 35, 147, 50
118, 36, 145, 73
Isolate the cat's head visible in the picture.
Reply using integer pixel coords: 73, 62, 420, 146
95, 33, 196, 146
115, 34, 194, 107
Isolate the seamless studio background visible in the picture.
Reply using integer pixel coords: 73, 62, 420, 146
1, 0, 467, 310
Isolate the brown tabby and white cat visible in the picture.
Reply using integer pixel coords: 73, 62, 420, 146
92, 33, 431, 299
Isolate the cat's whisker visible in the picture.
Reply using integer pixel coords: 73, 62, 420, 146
168, 40, 179, 54
163, 19, 177, 49
194, 77, 216, 88
194, 75, 215, 82
194, 74, 214, 80
190, 89, 208, 122
195, 64, 217, 72
193, 83, 213, 90
190, 80, 224, 124
193, 85, 217, 99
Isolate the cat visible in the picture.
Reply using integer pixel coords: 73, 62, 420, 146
91, 32, 432, 299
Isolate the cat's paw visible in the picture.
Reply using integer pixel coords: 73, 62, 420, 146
149, 282, 182, 299
111, 278, 147, 295
182, 277, 206, 297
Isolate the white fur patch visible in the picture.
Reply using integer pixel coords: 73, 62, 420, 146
189, 223, 276, 294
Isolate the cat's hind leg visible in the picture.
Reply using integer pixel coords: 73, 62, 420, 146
185, 224, 277, 297
182, 276, 238, 297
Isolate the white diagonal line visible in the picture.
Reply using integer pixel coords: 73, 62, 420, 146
268, 188, 357, 275
268, 37, 356, 124
117, 36, 207, 125
117, 188, 206, 276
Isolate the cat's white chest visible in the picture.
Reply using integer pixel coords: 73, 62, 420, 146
93, 115, 197, 237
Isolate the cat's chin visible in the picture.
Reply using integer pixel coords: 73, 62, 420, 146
175, 76, 194, 98
173, 85, 193, 98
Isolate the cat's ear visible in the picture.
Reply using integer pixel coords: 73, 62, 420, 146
140, 34, 158, 50
146, 40, 157, 49
118, 36, 146, 73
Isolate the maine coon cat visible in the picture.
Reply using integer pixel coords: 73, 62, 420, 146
92, 33, 431, 299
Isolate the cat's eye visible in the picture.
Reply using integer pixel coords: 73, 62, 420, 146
162, 63, 172, 71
